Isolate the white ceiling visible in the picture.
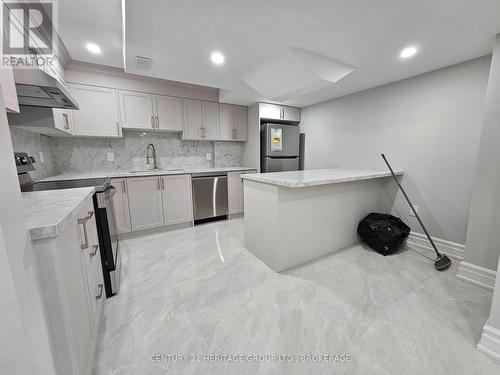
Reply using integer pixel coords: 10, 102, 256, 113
59, 0, 500, 107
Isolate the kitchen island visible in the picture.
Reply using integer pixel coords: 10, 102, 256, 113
241, 169, 403, 272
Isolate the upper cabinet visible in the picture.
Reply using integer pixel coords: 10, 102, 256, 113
182, 99, 219, 140
69, 83, 121, 137
0, 67, 19, 113
119, 90, 154, 130
219, 103, 248, 141
153, 95, 183, 131
259, 102, 301, 123
119, 90, 183, 132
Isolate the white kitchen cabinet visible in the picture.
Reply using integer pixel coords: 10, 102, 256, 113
228, 170, 255, 215
53, 109, 73, 135
234, 105, 248, 141
182, 99, 219, 140
282, 106, 301, 122
259, 102, 300, 123
203, 101, 219, 140
0, 66, 19, 113
32, 196, 103, 375
69, 83, 121, 137
182, 99, 204, 139
219, 103, 235, 140
219, 103, 248, 141
161, 174, 193, 225
154, 95, 183, 131
119, 90, 155, 130
127, 176, 164, 231
111, 178, 131, 234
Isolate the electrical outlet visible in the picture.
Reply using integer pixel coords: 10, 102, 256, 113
409, 205, 419, 217
107, 152, 115, 162
206, 152, 212, 161
38, 151, 44, 163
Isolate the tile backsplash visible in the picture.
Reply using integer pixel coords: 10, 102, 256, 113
10, 127, 56, 180
10, 128, 243, 178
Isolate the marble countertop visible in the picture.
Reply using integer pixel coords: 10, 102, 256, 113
22, 187, 95, 241
241, 168, 404, 188
37, 167, 257, 182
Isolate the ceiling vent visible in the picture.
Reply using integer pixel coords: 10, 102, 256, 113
135, 56, 152, 69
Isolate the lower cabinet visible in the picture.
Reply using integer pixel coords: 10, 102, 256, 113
228, 170, 256, 215
127, 176, 164, 231
126, 174, 193, 231
111, 178, 132, 233
161, 174, 193, 225
32, 196, 103, 375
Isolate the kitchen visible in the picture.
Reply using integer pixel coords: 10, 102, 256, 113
2, 1, 500, 375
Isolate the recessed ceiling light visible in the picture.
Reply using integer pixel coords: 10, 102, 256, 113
400, 46, 417, 59
210, 51, 225, 65
86, 42, 102, 55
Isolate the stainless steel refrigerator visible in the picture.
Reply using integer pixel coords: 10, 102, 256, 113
261, 123, 300, 172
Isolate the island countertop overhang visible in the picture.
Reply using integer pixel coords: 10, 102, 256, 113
241, 168, 404, 188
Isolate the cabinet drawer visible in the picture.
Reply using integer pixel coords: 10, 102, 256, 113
90, 259, 105, 334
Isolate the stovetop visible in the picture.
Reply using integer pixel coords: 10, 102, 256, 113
21, 177, 111, 193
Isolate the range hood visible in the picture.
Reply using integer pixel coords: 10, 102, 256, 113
13, 68, 79, 110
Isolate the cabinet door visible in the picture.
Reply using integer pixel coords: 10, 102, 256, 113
219, 103, 235, 140
202, 101, 219, 140
259, 103, 281, 120
127, 177, 164, 231
0, 66, 19, 113
234, 105, 248, 141
182, 99, 203, 140
53, 109, 73, 135
228, 171, 244, 214
111, 178, 131, 234
154, 95, 183, 131
119, 90, 154, 130
161, 175, 193, 225
283, 106, 301, 122
69, 83, 121, 137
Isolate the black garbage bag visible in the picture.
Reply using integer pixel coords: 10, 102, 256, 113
357, 213, 410, 255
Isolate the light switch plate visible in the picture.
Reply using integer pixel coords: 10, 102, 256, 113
206, 152, 212, 161
38, 151, 44, 163
107, 152, 115, 162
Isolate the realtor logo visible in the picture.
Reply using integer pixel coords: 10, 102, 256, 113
1, 0, 56, 68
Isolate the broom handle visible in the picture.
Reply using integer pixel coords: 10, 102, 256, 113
381, 154, 442, 258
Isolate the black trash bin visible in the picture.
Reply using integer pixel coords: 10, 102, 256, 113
357, 213, 410, 255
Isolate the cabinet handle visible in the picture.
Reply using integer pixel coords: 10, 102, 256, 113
63, 113, 70, 129
151, 115, 155, 128
90, 244, 99, 257
162, 178, 165, 190
155, 115, 159, 129
116, 121, 120, 136
95, 284, 104, 300
157, 178, 161, 190
77, 211, 94, 250
123, 180, 127, 195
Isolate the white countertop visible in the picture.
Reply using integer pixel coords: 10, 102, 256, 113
37, 166, 257, 182
241, 168, 404, 188
22, 187, 95, 241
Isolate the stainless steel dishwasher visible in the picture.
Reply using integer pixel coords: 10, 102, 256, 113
192, 172, 228, 222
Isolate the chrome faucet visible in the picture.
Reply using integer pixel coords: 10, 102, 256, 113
145, 143, 158, 169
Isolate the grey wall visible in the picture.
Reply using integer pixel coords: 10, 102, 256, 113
301, 56, 491, 245
463, 36, 500, 271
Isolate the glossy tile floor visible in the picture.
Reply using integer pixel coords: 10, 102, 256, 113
94, 219, 500, 375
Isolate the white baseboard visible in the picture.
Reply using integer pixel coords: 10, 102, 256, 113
406, 231, 465, 260
478, 324, 500, 362
457, 261, 497, 291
